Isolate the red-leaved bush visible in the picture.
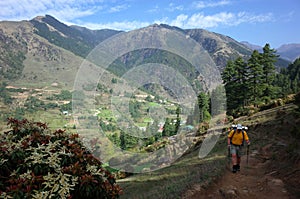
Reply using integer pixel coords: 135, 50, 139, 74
0, 118, 122, 198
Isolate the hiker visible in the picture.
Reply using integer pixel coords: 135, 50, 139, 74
227, 124, 250, 173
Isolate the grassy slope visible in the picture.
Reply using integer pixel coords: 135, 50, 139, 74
118, 134, 228, 199
14, 45, 82, 90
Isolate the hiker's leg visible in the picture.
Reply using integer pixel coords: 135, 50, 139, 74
237, 156, 241, 165
230, 145, 238, 173
231, 154, 237, 165
230, 146, 237, 164
236, 146, 241, 171
236, 156, 241, 171
231, 154, 238, 173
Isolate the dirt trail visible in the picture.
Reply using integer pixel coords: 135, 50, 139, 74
183, 146, 292, 199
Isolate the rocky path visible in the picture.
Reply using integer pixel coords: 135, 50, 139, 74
183, 146, 292, 199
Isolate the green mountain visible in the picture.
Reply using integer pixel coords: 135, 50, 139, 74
0, 15, 291, 90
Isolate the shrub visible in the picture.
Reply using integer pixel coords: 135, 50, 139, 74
0, 118, 122, 198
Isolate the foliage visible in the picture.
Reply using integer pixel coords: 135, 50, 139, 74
0, 118, 122, 198
187, 92, 211, 125
59, 102, 72, 112
222, 44, 284, 117
175, 106, 181, 133
55, 90, 72, 100
197, 92, 210, 122
46, 90, 72, 101
261, 44, 278, 87
129, 101, 141, 120
111, 78, 118, 84
286, 58, 300, 93
0, 82, 13, 105
162, 118, 175, 137
222, 45, 300, 118
119, 131, 126, 150
24, 96, 58, 113
273, 58, 300, 99
97, 83, 110, 93
100, 120, 117, 132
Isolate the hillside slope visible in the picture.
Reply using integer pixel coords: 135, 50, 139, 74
118, 104, 300, 199
0, 20, 84, 88
187, 104, 300, 199
30, 15, 121, 58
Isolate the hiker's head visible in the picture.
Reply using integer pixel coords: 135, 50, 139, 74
237, 124, 243, 132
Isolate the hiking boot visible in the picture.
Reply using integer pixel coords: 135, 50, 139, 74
232, 165, 237, 173
236, 164, 240, 171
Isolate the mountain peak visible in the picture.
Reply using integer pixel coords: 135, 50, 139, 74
32, 14, 57, 22
277, 43, 300, 61
277, 43, 300, 51
240, 41, 262, 51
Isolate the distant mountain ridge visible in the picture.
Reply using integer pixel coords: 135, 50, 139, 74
30, 16, 254, 68
0, 15, 293, 90
241, 41, 300, 62
240, 41, 263, 52
30, 15, 121, 57
277, 43, 300, 62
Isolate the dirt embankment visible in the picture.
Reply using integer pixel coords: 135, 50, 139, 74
183, 105, 300, 199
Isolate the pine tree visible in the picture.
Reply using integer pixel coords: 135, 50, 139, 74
221, 57, 248, 115
175, 106, 181, 134
162, 118, 172, 137
247, 50, 264, 105
274, 68, 291, 97
261, 44, 278, 98
222, 60, 239, 114
287, 58, 300, 93
120, 131, 126, 150
197, 92, 209, 122
234, 57, 248, 106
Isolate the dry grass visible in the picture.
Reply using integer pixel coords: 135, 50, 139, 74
117, 136, 227, 199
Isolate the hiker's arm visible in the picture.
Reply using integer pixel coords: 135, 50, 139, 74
227, 137, 231, 145
246, 140, 250, 145
245, 132, 250, 145
227, 130, 233, 146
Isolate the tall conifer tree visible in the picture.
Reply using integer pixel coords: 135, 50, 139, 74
247, 50, 264, 105
261, 43, 278, 98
